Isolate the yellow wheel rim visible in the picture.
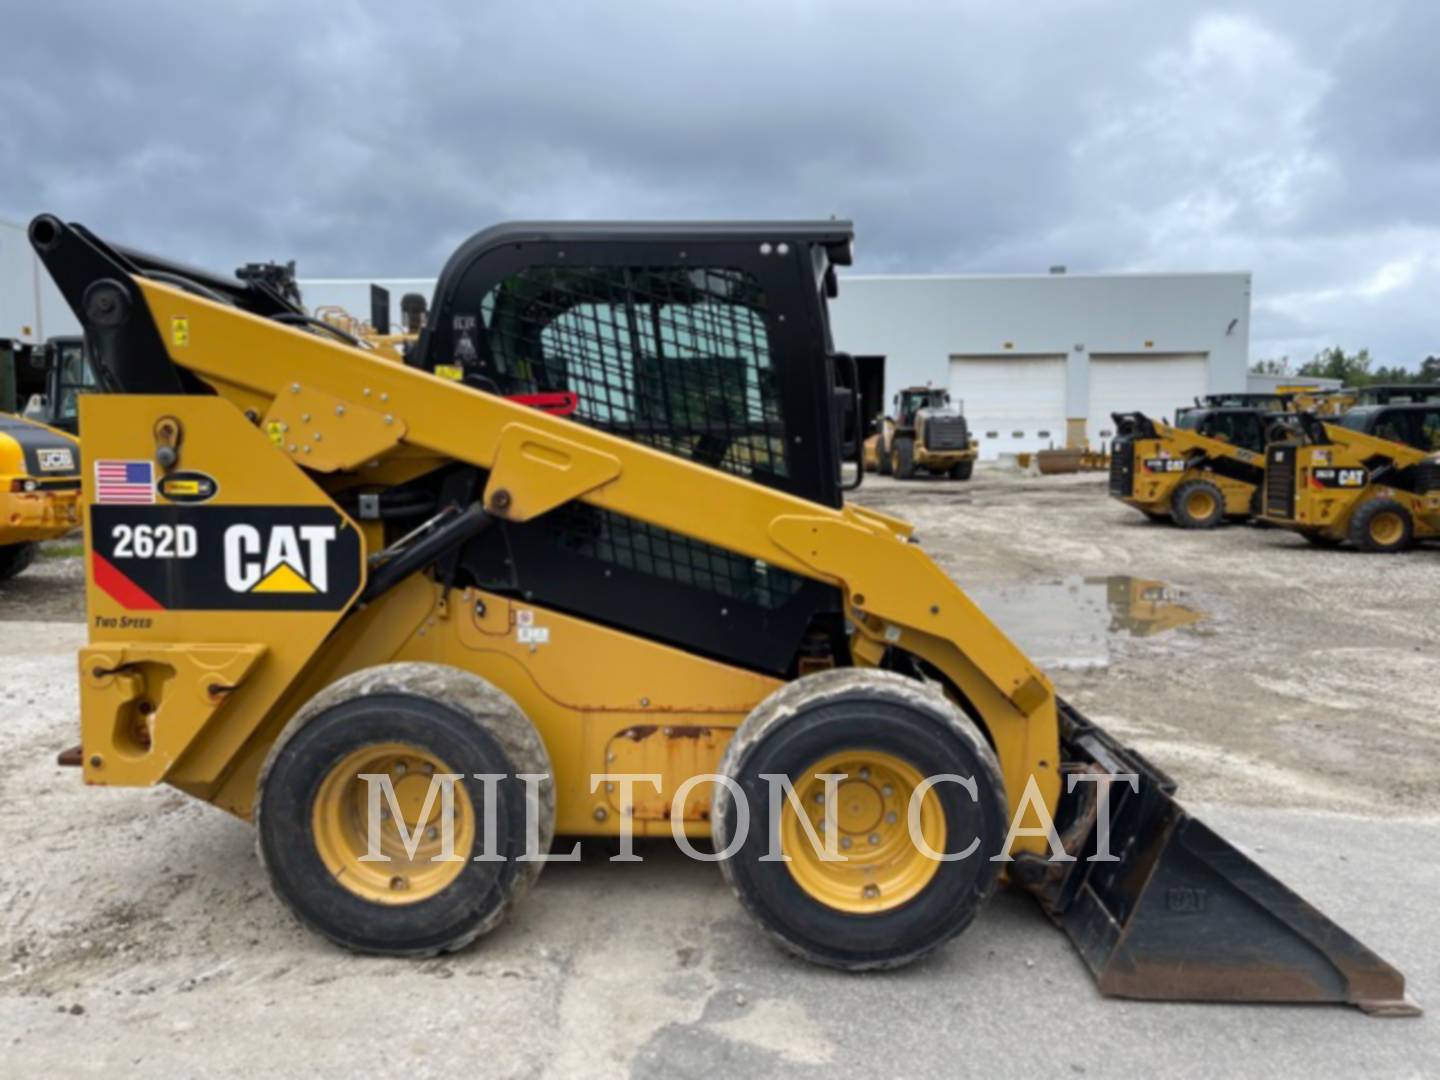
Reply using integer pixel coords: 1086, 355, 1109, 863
1369, 511, 1404, 546
780, 750, 946, 914
1187, 490, 1217, 519
312, 742, 475, 905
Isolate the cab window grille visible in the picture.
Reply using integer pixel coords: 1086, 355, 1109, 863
551, 503, 804, 610
477, 266, 787, 480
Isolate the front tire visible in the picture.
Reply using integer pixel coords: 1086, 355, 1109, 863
891, 438, 917, 480
948, 460, 974, 481
1348, 498, 1413, 553
715, 669, 1008, 971
0, 542, 37, 582
257, 663, 553, 956
1171, 479, 1225, 529
876, 434, 892, 476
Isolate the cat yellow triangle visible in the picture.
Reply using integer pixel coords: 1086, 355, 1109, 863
251, 563, 317, 593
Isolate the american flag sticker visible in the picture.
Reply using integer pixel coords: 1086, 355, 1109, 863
95, 460, 155, 504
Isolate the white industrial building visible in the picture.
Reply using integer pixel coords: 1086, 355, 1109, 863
828, 271, 1252, 457
300, 267, 1252, 460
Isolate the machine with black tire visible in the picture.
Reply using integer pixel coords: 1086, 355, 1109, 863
1262, 405, 1440, 553
33, 213, 1416, 1013
0, 413, 82, 582
874, 386, 978, 480
1109, 408, 1272, 528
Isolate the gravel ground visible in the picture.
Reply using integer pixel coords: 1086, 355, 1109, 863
1, 468, 1435, 1076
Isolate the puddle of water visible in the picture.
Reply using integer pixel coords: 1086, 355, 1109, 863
968, 575, 1204, 670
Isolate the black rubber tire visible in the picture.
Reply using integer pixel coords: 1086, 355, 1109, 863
1347, 498, 1414, 553
714, 669, 1008, 972
256, 662, 553, 956
0, 542, 38, 582
876, 434, 892, 476
892, 437, 917, 480
1301, 531, 1343, 548
1171, 479, 1225, 529
948, 460, 974, 481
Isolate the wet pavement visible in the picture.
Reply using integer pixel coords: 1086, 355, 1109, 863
969, 575, 1204, 669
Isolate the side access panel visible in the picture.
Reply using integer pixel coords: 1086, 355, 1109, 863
78, 395, 365, 790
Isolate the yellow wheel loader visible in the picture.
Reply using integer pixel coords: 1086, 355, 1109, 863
876, 387, 978, 480
1263, 405, 1440, 552
31, 214, 1416, 1013
1108, 408, 1272, 528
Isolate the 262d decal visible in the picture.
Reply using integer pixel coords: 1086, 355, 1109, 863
91, 505, 362, 611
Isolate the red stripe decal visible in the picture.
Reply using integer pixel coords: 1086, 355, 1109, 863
92, 551, 165, 611
507, 391, 579, 416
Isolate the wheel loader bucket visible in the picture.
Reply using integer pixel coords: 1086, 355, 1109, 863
1015, 706, 1420, 1017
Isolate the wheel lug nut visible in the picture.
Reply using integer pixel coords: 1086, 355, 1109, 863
813, 792, 825, 805
863, 884, 880, 899
868, 833, 880, 845
840, 836, 852, 850
885, 811, 897, 825
426, 827, 438, 841
858, 767, 870, 780
390, 875, 407, 891
881, 784, 893, 797
394, 762, 407, 776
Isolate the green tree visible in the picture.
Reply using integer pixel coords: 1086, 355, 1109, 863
1298, 346, 1373, 386
1419, 355, 1440, 382
1249, 356, 1291, 375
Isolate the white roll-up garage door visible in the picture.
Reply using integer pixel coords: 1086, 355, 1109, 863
948, 354, 1066, 459
1088, 353, 1208, 438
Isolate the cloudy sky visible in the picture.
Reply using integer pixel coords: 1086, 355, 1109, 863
4, 1, 1436, 367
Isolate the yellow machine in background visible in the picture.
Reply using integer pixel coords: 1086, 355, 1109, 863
874, 387, 978, 480
1264, 406, 1440, 551
30, 213, 1415, 1014
1108, 409, 1271, 527
0, 412, 81, 580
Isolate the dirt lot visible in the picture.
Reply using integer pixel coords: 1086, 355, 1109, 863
1, 472, 1435, 1076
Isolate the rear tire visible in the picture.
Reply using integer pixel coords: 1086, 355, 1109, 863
257, 662, 553, 956
1171, 479, 1225, 529
715, 669, 1008, 972
876, 434, 892, 476
1348, 498, 1413, 553
891, 438, 916, 480
0, 542, 37, 582
948, 460, 974, 481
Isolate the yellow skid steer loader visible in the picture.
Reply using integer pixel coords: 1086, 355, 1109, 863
32, 215, 1415, 1013
1264, 406, 1440, 552
1109, 409, 1271, 528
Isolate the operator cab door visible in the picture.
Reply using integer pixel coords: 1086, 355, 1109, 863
413, 223, 854, 675
1198, 410, 1266, 454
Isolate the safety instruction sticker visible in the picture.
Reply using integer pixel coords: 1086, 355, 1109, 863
516, 608, 550, 645
171, 316, 190, 347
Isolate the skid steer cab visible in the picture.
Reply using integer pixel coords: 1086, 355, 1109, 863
31, 214, 1416, 1014
1263, 406, 1440, 552
1108, 409, 1274, 528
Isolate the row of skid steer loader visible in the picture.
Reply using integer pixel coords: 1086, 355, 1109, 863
1112, 392, 1440, 551
31, 213, 1416, 1013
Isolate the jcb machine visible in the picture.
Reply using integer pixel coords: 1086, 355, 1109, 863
1264, 405, 1440, 552
1, 337, 89, 580
1109, 407, 1272, 527
33, 215, 1415, 1013
875, 386, 977, 480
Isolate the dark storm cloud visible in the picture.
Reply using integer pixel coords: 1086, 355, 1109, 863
3, 0, 1437, 365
